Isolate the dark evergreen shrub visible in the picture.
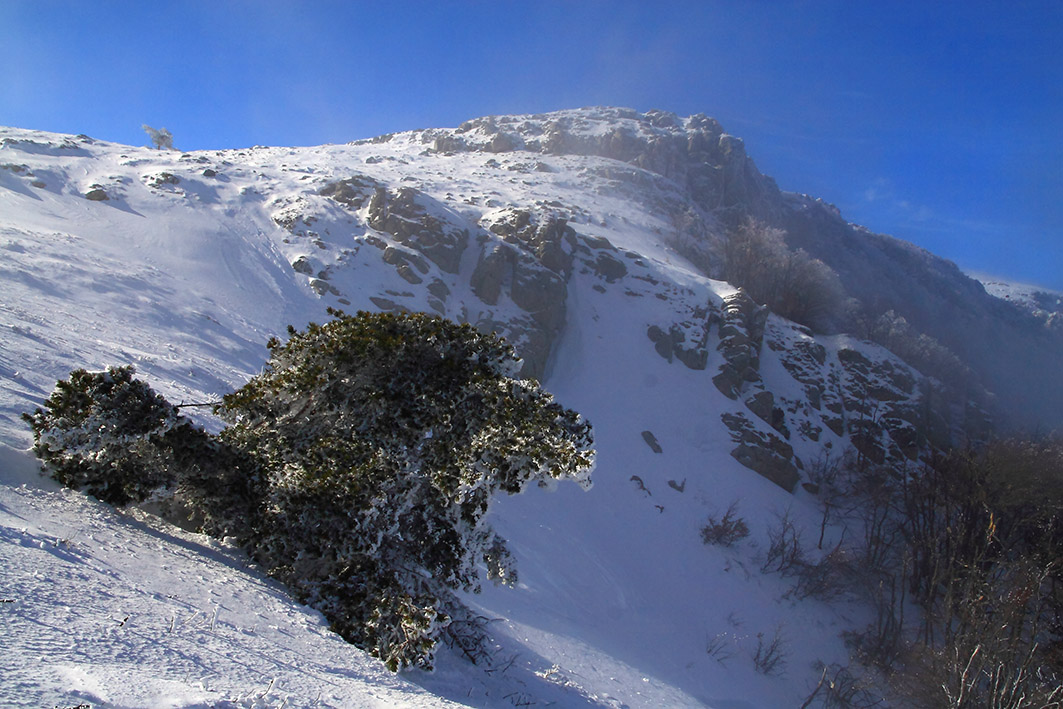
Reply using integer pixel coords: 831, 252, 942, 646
23, 366, 197, 505
218, 309, 595, 670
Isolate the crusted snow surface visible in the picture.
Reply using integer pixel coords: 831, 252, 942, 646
0, 448, 470, 709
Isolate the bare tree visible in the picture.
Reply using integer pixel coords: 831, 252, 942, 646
142, 124, 174, 150
721, 218, 844, 331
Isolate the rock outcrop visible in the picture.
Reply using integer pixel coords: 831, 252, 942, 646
367, 187, 468, 274
412, 106, 1063, 431
712, 290, 768, 399
722, 412, 801, 493
468, 209, 577, 380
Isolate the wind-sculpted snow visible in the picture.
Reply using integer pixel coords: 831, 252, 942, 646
0, 109, 1053, 706
0, 449, 469, 708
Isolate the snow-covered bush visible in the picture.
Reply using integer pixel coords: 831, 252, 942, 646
23, 366, 200, 506
218, 309, 595, 670
141, 124, 173, 150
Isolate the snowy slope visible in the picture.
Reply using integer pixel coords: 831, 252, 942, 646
972, 272, 1063, 326
0, 113, 956, 707
0, 447, 470, 709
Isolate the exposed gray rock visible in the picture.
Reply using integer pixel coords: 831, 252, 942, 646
485, 132, 517, 153
511, 322, 553, 379
291, 256, 314, 275
647, 325, 676, 362
834, 346, 939, 465
744, 390, 775, 424
367, 187, 468, 274
648, 300, 719, 371
641, 430, 663, 454
721, 412, 800, 492
744, 390, 789, 439
369, 296, 404, 311
382, 246, 429, 285
438, 107, 781, 228
427, 279, 450, 301
676, 345, 709, 370
396, 265, 422, 284
712, 290, 767, 398
145, 172, 180, 188
772, 335, 829, 410
511, 258, 566, 332
468, 311, 549, 380
470, 244, 510, 306
85, 188, 109, 201
647, 324, 708, 370
629, 475, 651, 496
432, 134, 468, 153
483, 208, 576, 275
309, 278, 338, 296
591, 251, 628, 282
319, 175, 383, 209
466, 236, 569, 381
577, 235, 627, 283
582, 234, 616, 252
272, 198, 317, 233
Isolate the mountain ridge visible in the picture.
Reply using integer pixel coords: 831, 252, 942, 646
388, 106, 1062, 430
1, 107, 1060, 707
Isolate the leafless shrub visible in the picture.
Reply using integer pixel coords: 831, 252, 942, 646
706, 632, 737, 665
853, 437, 1063, 707
441, 611, 493, 666
788, 543, 854, 602
849, 464, 902, 571
846, 566, 909, 672
861, 308, 973, 394
928, 560, 1063, 709
806, 452, 846, 550
752, 625, 788, 676
761, 507, 805, 575
800, 662, 884, 708
142, 124, 174, 150
722, 218, 845, 332
701, 501, 750, 546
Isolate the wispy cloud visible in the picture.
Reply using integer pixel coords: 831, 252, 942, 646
861, 178, 939, 227
853, 176, 1038, 257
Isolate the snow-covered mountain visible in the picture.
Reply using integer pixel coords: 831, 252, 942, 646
1, 108, 1058, 707
974, 273, 1063, 330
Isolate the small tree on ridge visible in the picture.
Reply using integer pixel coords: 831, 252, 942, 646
142, 124, 174, 150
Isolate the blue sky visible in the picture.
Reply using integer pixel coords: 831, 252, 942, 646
3, 1, 1060, 290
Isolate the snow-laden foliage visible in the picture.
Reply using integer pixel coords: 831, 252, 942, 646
23, 314, 595, 673
22, 366, 201, 505
218, 309, 595, 670
22, 366, 258, 537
